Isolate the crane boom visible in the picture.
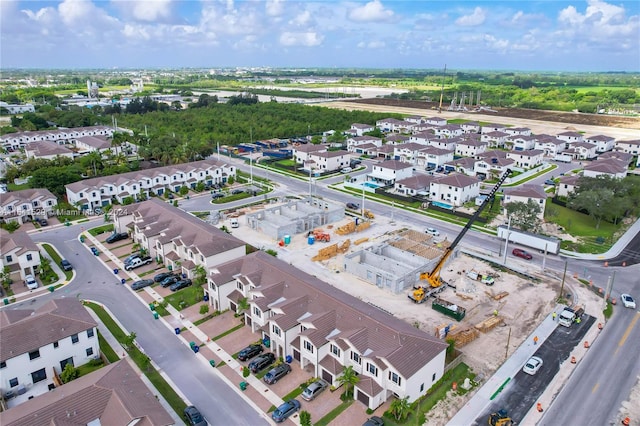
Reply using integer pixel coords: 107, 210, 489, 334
420, 169, 512, 285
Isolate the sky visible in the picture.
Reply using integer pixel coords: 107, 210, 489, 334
1, 0, 639, 72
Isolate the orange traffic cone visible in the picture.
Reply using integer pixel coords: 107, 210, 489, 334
571, 356, 576, 364
622, 417, 630, 426
452, 382, 457, 391
598, 323, 603, 330
584, 341, 590, 348
537, 402, 543, 412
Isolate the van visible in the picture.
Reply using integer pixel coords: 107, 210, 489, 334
230, 218, 239, 228
341, 167, 352, 174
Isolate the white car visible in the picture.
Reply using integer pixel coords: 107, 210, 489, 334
425, 227, 440, 236
621, 294, 636, 309
24, 274, 38, 290
523, 356, 543, 375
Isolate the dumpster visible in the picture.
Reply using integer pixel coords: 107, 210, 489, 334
209, 360, 215, 367
48, 286, 55, 293
121, 278, 126, 285
149, 303, 155, 311
153, 312, 159, 320
175, 328, 181, 335
193, 345, 199, 353
203, 294, 209, 302
79, 235, 85, 243
432, 297, 466, 321
239, 381, 247, 391
113, 268, 119, 274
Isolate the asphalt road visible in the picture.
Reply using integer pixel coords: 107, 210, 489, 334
473, 315, 595, 424
15, 222, 268, 426
540, 308, 640, 425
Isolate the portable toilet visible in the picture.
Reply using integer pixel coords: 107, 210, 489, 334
308, 235, 315, 245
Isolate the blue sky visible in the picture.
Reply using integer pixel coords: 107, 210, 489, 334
1, 0, 638, 71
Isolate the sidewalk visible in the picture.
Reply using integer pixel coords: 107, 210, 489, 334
560, 217, 640, 260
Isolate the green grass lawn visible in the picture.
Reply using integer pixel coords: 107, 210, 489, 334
88, 224, 114, 236
7, 182, 31, 191
545, 203, 619, 253
98, 330, 120, 363
163, 285, 205, 311
41, 243, 73, 281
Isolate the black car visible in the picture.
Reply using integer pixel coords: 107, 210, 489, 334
184, 405, 207, 426
153, 272, 176, 283
363, 416, 385, 426
106, 232, 129, 244
169, 279, 192, 292
249, 352, 276, 373
160, 275, 180, 287
263, 363, 292, 384
60, 259, 73, 271
271, 399, 301, 423
211, 192, 225, 199
237, 344, 263, 361
131, 279, 154, 290
231, 189, 244, 195
346, 202, 359, 210
38, 218, 48, 226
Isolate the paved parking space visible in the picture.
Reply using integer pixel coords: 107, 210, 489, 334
262, 362, 312, 396
299, 383, 343, 422
216, 323, 258, 355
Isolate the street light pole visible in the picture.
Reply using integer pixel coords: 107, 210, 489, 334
502, 215, 512, 264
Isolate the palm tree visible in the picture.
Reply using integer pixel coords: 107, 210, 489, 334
390, 396, 410, 421
337, 365, 359, 399
193, 265, 207, 287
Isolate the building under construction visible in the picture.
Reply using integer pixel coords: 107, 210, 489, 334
244, 197, 343, 240
343, 229, 457, 294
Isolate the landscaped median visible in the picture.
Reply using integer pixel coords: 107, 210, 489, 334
84, 301, 187, 417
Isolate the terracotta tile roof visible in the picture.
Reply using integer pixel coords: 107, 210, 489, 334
433, 173, 479, 188
395, 175, 436, 189
377, 159, 414, 171
559, 175, 581, 186
356, 376, 384, 397
504, 184, 548, 199
0, 229, 39, 258
0, 299, 96, 362
0, 188, 56, 207
25, 140, 74, 157
75, 135, 112, 149
319, 354, 344, 375
584, 158, 627, 174
0, 360, 173, 426
598, 151, 633, 163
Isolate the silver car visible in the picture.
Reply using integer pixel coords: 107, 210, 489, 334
301, 379, 328, 401
522, 356, 543, 375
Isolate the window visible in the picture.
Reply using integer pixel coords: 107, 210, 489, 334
303, 340, 314, 354
71, 334, 79, 344
253, 306, 261, 316
87, 329, 94, 338
300, 325, 307, 332
0, 361, 6, 369
86, 347, 94, 356
9, 378, 18, 388
330, 344, 341, 357
272, 325, 281, 337
432, 373, 436, 382
367, 362, 378, 377
29, 350, 41, 360
236, 281, 243, 291
26, 254, 33, 261
53, 341, 59, 348
31, 368, 47, 384
6, 255, 12, 262
60, 357, 73, 371
389, 371, 402, 386
351, 351, 361, 364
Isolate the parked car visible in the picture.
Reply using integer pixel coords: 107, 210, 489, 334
341, 167, 353, 174
237, 344, 263, 361
544, 179, 556, 185
184, 405, 207, 426
131, 279, 154, 290
522, 356, 543, 375
60, 259, 73, 271
123, 254, 140, 265
425, 227, 440, 236
346, 202, 360, 210
271, 399, 301, 423
363, 416, 385, 426
231, 189, 244, 195
37, 218, 48, 226
160, 275, 180, 288
512, 248, 533, 260
263, 363, 292, 384
106, 232, 129, 244
153, 272, 176, 283
301, 379, 328, 401
211, 192, 225, 199
621, 294, 636, 309
169, 279, 192, 292
24, 274, 38, 290
249, 353, 276, 373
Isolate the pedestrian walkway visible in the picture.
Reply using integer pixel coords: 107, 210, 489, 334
83, 231, 286, 425
560, 217, 640, 260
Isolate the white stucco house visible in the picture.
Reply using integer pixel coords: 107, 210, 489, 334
347, 136, 383, 153
350, 123, 375, 136
506, 149, 544, 168
455, 137, 487, 157
0, 188, 58, 225
429, 173, 480, 207
615, 139, 640, 156
0, 230, 41, 280
369, 160, 414, 185
503, 185, 548, 220
583, 158, 628, 179
25, 141, 75, 161
535, 136, 566, 157
585, 135, 615, 153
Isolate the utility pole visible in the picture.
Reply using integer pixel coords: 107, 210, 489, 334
504, 327, 511, 361
438, 64, 447, 113
541, 243, 548, 272
502, 215, 512, 264
559, 260, 568, 302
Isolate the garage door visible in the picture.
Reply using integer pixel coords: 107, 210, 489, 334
322, 369, 333, 385
356, 390, 369, 406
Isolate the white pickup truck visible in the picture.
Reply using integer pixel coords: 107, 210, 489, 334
124, 256, 153, 271
558, 305, 584, 327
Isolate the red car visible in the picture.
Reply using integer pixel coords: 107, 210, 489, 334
512, 248, 533, 260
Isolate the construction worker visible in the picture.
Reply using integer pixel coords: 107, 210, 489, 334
552, 312, 557, 321
576, 316, 581, 324
493, 309, 499, 317
533, 336, 539, 345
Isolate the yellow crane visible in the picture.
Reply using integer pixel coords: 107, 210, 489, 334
409, 169, 512, 303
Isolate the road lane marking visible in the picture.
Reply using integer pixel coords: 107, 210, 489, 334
618, 312, 640, 349
592, 383, 599, 394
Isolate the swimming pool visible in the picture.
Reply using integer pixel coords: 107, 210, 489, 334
431, 201, 453, 210
363, 182, 381, 189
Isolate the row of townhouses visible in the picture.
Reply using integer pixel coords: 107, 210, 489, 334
0, 188, 58, 225
0, 299, 173, 425
111, 199, 448, 409
0, 229, 41, 280
65, 158, 235, 211
0, 126, 115, 150
24, 135, 127, 160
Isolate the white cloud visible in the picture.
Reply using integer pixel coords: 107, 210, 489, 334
280, 31, 324, 46
265, 0, 285, 17
455, 7, 486, 26
357, 40, 386, 49
290, 10, 311, 27
129, 0, 173, 22
558, 0, 638, 38
348, 0, 394, 23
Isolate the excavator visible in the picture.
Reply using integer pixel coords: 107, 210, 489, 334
488, 409, 514, 426
409, 169, 512, 303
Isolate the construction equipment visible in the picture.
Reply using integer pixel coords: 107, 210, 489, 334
409, 169, 512, 304
364, 209, 375, 219
488, 409, 514, 426
432, 297, 466, 321
312, 229, 331, 242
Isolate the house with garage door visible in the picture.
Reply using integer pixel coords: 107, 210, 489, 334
535, 136, 566, 157
416, 147, 454, 169
508, 135, 537, 151
0, 229, 41, 281
585, 135, 615, 153
460, 121, 480, 133
113, 198, 245, 278
506, 149, 544, 168
0, 188, 58, 225
429, 173, 480, 207
0, 299, 99, 404
481, 131, 510, 148
376, 118, 406, 133
350, 123, 376, 136
583, 158, 628, 179
565, 142, 597, 160
25, 141, 75, 160
368, 160, 414, 185
347, 136, 383, 153
394, 174, 436, 196
557, 131, 584, 146
455, 137, 487, 157
446, 157, 477, 176
615, 139, 640, 156
206, 251, 448, 410
503, 185, 548, 220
